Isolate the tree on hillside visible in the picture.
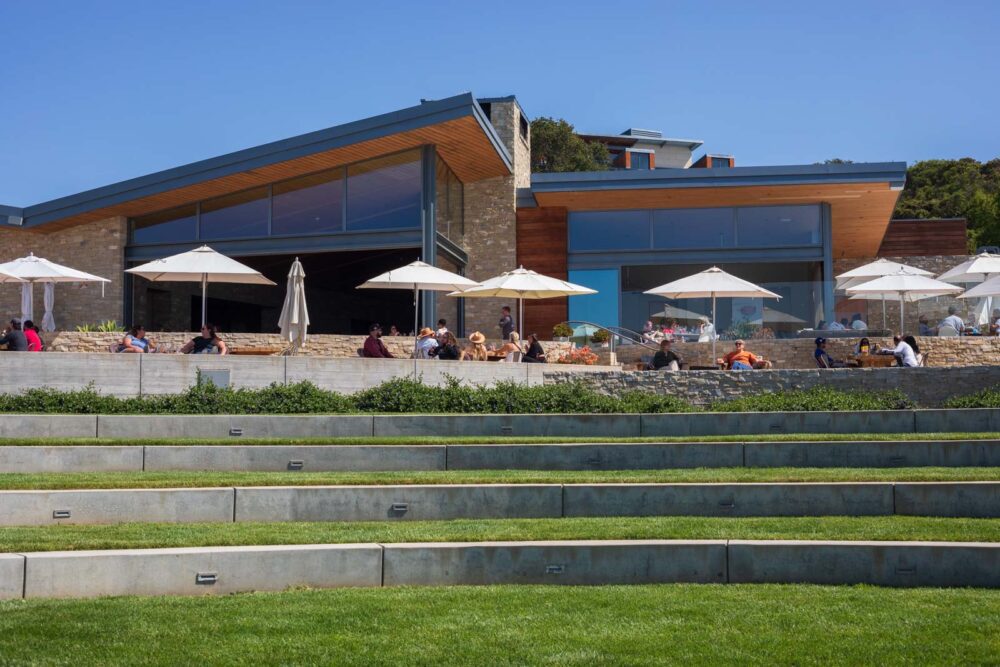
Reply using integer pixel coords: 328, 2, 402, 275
894, 158, 1000, 250
817, 158, 855, 164
530, 117, 609, 173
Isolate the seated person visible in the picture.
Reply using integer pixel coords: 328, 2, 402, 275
814, 337, 846, 368
388, 325, 400, 337
522, 333, 546, 363
22, 319, 43, 352
697, 316, 716, 343
361, 323, 393, 358
432, 331, 461, 360
850, 313, 867, 330
816, 320, 828, 330
938, 306, 965, 333
179, 323, 227, 355
0, 318, 28, 351
435, 319, 449, 339
717, 339, 772, 370
120, 324, 155, 353
495, 331, 523, 362
464, 331, 489, 361
651, 339, 681, 371
855, 337, 872, 355
990, 309, 1000, 336
880, 334, 918, 367
918, 314, 935, 337
827, 318, 846, 331
414, 327, 438, 359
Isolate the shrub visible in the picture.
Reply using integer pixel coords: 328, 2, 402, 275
591, 329, 611, 344
552, 323, 573, 338
944, 386, 1000, 408
710, 386, 914, 412
554, 347, 599, 365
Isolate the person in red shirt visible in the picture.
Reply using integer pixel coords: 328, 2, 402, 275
717, 339, 771, 370
362, 323, 394, 358
22, 319, 43, 352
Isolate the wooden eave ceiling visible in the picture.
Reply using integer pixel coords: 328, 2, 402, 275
33, 115, 507, 233
533, 182, 902, 259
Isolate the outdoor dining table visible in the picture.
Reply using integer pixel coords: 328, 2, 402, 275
852, 354, 896, 368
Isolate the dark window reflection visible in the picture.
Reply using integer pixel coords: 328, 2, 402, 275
569, 210, 650, 251
346, 150, 422, 231
200, 187, 269, 240
272, 168, 344, 236
653, 208, 735, 249
737, 205, 821, 247
131, 205, 197, 244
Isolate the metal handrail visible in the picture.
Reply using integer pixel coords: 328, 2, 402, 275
557, 320, 660, 354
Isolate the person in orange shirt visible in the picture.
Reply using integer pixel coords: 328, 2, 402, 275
717, 339, 772, 370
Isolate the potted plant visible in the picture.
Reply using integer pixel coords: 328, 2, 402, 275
591, 328, 611, 348
552, 322, 572, 342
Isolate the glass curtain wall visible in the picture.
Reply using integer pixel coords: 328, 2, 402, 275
435, 156, 464, 241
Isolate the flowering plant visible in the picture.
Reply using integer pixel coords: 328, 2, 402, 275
554, 346, 599, 365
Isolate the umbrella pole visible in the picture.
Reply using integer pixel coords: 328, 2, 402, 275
881, 295, 886, 330
200, 274, 208, 329
899, 294, 904, 334
413, 286, 419, 360
519, 297, 524, 340
711, 293, 717, 364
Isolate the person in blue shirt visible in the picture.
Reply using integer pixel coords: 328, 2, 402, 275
121, 324, 155, 353
814, 337, 846, 368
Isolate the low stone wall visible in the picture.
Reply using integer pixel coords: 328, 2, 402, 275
41, 331, 574, 359
546, 366, 1000, 407
613, 336, 1000, 369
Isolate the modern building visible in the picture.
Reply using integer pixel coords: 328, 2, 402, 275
0, 93, 907, 338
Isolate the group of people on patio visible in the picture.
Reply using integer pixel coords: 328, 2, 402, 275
814, 334, 923, 368
0, 318, 44, 352
361, 305, 546, 363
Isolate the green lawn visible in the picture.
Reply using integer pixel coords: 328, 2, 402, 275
0, 584, 996, 665
1, 432, 998, 446
3, 466, 999, 490
2, 515, 997, 553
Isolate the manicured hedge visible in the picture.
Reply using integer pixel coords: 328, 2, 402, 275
0, 378, 693, 415
944, 386, 1000, 409
709, 386, 914, 412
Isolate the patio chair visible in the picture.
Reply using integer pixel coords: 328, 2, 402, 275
938, 325, 959, 337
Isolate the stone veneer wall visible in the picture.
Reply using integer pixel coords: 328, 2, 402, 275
545, 365, 1000, 408
42, 331, 573, 359
0, 216, 126, 328
613, 335, 1000, 369
447, 99, 530, 337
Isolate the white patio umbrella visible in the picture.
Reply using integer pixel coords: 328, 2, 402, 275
0, 253, 110, 331
447, 266, 596, 339
939, 253, 1000, 326
846, 269, 962, 332
357, 260, 479, 357
277, 258, 310, 353
958, 274, 1000, 300
650, 304, 707, 322
836, 259, 933, 329
644, 266, 781, 360
125, 245, 276, 329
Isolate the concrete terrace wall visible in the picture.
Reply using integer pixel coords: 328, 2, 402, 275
547, 366, 1000, 407
0, 353, 618, 397
613, 336, 1000, 369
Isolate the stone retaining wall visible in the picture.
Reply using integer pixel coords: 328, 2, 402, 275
613, 336, 1000, 369
546, 366, 1000, 407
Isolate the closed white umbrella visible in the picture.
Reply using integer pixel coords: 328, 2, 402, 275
0, 253, 110, 331
847, 269, 962, 332
277, 258, 310, 353
358, 260, 479, 357
42, 283, 56, 332
836, 259, 933, 329
447, 266, 596, 338
126, 245, 276, 328
644, 266, 781, 360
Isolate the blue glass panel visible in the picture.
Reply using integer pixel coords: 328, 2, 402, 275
652, 208, 735, 249
737, 205, 821, 247
568, 268, 619, 328
347, 150, 422, 231
272, 168, 343, 236
629, 152, 651, 169
200, 187, 269, 240
132, 205, 197, 244
568, 211, 650, 251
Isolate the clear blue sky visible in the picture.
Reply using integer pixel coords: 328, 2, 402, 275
2, 0, 998, 205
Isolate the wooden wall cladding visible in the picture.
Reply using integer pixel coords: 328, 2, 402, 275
878, 218, 968, 256
515, 206, 568, 337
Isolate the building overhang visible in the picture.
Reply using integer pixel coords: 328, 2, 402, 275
530, 162, 907, 259
15, 92, 512, 233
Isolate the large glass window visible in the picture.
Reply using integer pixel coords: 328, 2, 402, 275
652, 208, 735, 249
568, 210, 650, 251
737, 205, 821, 247
346, 150, 422, 231
629, 151, 651, 170
131, 205, 197, 244
272, 168, 344, 236
200, 187, 269, 240
435, 156, 464, 240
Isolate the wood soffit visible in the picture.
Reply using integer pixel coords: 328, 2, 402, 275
532, 182, 903, 259
34, 116, 508, 233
